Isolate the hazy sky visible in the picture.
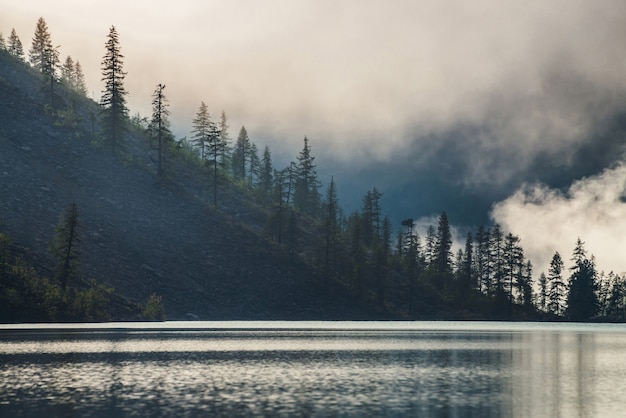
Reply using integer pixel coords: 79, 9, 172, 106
3, 1, 626, 274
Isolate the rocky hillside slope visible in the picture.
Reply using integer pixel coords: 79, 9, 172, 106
0, 51, 375, 320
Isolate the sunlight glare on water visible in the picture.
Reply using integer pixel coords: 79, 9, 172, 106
0, 321, 625, 417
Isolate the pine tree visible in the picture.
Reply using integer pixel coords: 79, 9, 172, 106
547, 251, 566, 316
232, 126, 251, 180
258, 145, 273, 200
100, 26, 128, 155
518, 260, 533, 307
29, 18, 59, 103
434, 211, 453, 276
474, 226, 491, 294
377, 215, 393, 304
293, 136, 321, 217
61, 55, 75, 89
50, 203, 80, 291
322, 177, 340, 282
148, 84, 172, 178
73, 60, 87, 95
503, 232, 524, 303
29, 17, 53, 70
424, 225, 436, 267
205, 112, 224, 206
191, 101, 212, 160
566, 239, 598, 321
249, 142, 260, 185
0, 33, 5, 50
460, 232, 473, 296
218, 111, 231, 172
537, 272, 548, 312
8, 29, 24, 61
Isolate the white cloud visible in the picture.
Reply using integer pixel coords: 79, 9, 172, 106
491, 163, 626, 275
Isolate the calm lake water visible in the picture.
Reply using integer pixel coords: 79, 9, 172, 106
1, 321, 625, 417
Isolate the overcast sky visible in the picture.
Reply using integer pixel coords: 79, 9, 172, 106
3, 1, 626, 274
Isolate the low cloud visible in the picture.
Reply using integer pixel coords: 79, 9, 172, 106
4, 1, 626, 179
491, 163, 626, 275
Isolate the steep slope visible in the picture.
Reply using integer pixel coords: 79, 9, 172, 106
0, 51, 374, 320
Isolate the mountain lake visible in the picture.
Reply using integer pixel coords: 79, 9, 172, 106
0, 321, 625, 417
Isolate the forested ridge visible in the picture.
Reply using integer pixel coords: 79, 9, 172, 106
0, 20, 623, 322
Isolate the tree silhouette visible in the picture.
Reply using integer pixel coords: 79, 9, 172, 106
8, 29, 24, 61
191, 101, 212, 160
294, 136, 320, 216
100, 26, 128, 155
148, 83, 173, 178
50, 203, 80, 291
547, 251, 566, 316
566, 239, 598, 321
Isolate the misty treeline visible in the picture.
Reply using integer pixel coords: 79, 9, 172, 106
3, 18, 625, 322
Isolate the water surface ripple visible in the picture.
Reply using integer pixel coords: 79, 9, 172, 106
0, 321, 625, 417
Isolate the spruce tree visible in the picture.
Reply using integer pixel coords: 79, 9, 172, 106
293, 136, 320, 216
537, 272, 548, 312
0, 33, 5, 50
8, 29, 24, 61
100, 26, 128, 155
434, 211, 453, 276
232, 126, 251, 180
50, 203, 80, 291
191, 101, 211, 160
61, 55, 75, 89
249, 142, 260, 185
218, 111, 231, 172
566, 239, 598, 321
205, 111, 224, 206
29, 17, 53, 70
148, 83, 172, 178
73, 60, 87, 95
323, 177, 340, 281
547, 251, 566, 316
258, 145, 274, 200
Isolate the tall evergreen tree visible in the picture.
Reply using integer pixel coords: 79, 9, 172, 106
503, 232, 524, 303
61, 55, 75, 89
322, 177, 340, 282
566, 239, 598, 321
100, 26, 128, 155
218, 111, 231, 172
424, 225, 437, 267
191, 101, 212, 160
518, 260, 533, 307
50, 203, 80, 291
258, 145, 274, 200
73, 60, 87, 95
460, 232, 473, 296
474, 226, 491, 294
434, 211, 453, 276
294, 136, 321, 216
8, 29, 24, 61
29, 18, 59, 103
29, 17, 53, 71
547, 251, 566, 316
206, 113, 224, 206
537, 272, 548, 312
0, 33, 6, 50
249, 142, 260, 185
232, 126, 252, 180
148, 83, 172, 178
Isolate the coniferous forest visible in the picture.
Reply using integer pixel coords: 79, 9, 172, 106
0, 18, 624, 322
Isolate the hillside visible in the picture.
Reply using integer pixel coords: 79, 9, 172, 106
0, 50, 377, 321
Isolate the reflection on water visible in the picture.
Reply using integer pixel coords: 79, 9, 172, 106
0, 321, 625, 417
